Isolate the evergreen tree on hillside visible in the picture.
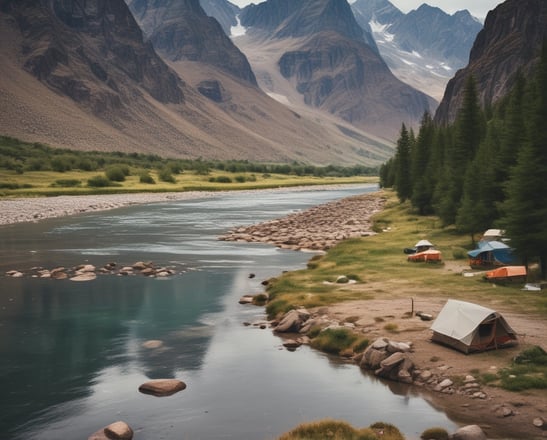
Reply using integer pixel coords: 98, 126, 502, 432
436, 76, 485, 224
394, 123, 412, 202
456, 122, 501, 240
411, 112, 436, 214
501, 42, 547, 278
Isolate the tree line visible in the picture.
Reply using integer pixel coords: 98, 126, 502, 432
380, 43, 547, 278
0, 136, 378, 178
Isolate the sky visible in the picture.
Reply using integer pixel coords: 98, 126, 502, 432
228, 0, 503, 21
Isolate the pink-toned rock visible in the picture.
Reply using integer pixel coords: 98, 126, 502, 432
70, 273, 97, 282
138, 379, 186, 396
88, 421, 133, 440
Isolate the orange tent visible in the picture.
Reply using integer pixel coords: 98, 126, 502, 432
485, 266, 526, 283
407, 249, 442, 262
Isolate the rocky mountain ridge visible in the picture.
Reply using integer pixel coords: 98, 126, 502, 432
351, 0, 482, 101
127, 0, 257, 86
435, 0, 547, 124
0, 0, 393, 164
234, 0, 434, 139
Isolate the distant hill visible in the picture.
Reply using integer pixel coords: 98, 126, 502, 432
435, 0, 547, 124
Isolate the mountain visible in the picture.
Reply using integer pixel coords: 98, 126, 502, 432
200, 0, 240, 36
351, 0, 403, 30
435, 0, 547, 124
235, 0, 434, 140
351, 0, 482, 101
127, 0, 257, 86
0, 0, 393, 165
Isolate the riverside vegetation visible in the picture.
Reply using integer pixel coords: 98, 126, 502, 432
265, 191, 546, 391
0, 136, 377, 197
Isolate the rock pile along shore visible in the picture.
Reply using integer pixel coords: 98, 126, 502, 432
0, 192, 214, 226
219, 193, 386, 251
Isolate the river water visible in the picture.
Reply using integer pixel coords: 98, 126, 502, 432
0, 185, 458, 440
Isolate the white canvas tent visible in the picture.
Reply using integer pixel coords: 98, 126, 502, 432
430, 299, 518, 353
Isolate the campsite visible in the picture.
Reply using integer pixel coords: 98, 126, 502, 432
263, 191, 546, 438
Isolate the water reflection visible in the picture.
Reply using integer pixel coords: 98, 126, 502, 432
0, 186, 459, 439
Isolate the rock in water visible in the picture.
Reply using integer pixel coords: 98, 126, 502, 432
138, 379, 186, 396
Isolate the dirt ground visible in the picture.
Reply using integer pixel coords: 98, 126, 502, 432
312, 264, 547, 439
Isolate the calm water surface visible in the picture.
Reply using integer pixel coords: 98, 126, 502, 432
0, 185, 458, 439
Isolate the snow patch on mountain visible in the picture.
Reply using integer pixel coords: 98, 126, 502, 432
368, 18, 452, 102
231, 16, 247, 37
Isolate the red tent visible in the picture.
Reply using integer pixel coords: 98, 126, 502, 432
407, 249, 442, 262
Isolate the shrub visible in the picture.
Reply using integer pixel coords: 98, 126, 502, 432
210, 175, 232, 183
369, 422, 404, 440
77, 158, 98, 171
421, 427, 449, 440
235, 175, 246, 183
158, 167, 176, 183
105, 166, 126, 182
25, 158, 47, 171
278, 419, 377, 440
51, 156, 72, 172
139, 172, 155, 184
52, 179, 81, 187
0, 182, 33, 189
383, 323, 399, 333
87, 175, 112, 187
265, 299, 292, 319
311, 328, 358, 355
251, 293, 268, 306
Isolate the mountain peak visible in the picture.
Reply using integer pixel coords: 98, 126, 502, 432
241, 0, 364, 42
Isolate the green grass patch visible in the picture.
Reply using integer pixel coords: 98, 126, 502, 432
310, 328, 358, 355
277, 419, 404, 440
497, 346, 547, 391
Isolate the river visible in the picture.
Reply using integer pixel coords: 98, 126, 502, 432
0, 185, 458, 439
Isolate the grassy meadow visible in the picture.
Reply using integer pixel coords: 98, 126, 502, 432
266, 191, 547, 319
0, 136, 378, 197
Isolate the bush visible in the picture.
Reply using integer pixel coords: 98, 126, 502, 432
210, 175, 232, 183
0, 182, 33, 189
51, 156, 72, 172
52, 179, 81, 187
421, 427, 449, 440
139, 172, 155, 184
278, 419, 377, 440
158, 167, 176, 183
87, 175, 112, 187
310, 328, 358, 355
265, 300, 292, 319
105, 166, 126, 182
235, 175, 246, 183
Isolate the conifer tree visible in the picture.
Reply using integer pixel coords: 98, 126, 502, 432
394, 123, 412, 202
456, 122, 500, 240
411, 112, 435, 214
502, 43, 547, 278
439, 76, 485, 224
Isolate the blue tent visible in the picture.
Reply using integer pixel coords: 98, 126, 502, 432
468, 241, 515, 267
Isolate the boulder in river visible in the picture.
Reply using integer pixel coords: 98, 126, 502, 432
138, 379, 186, 396
88, 421, 133, 440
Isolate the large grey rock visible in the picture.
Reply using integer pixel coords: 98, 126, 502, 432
275, 310, 302, 333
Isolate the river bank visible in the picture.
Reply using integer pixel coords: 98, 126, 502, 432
0, 184, 374, 226
225, 191, 547, 439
